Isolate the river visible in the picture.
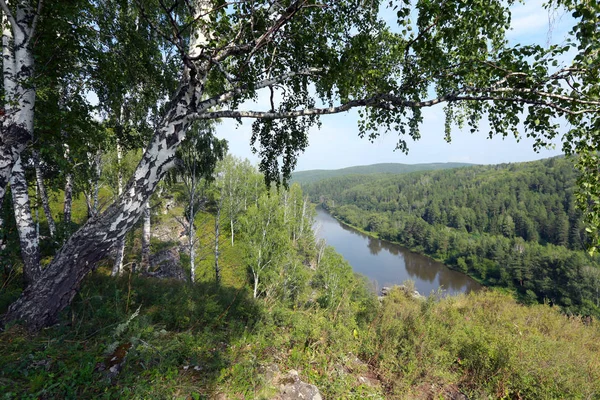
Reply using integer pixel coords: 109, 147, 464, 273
314, 207, 482, 296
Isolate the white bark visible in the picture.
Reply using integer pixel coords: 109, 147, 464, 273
141, 200, 151, 270
10, 157, 41, 283
63, 172, 73, 228
253, 271, 259, 299
0, 0, 38, 210
299, 196, 308, 238
316, 238, 326, 268
189, 194, 196, 283
33, 151, 56, 237
3, 82, 197, 328
112, 142, 125, 277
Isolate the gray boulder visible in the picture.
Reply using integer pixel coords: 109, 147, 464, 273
279, 370, 323, 400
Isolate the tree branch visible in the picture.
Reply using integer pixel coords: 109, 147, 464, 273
0, 0, 19, 34
27, 0, 42, 42
196, 67, 323, 111
195, 90, 600, 121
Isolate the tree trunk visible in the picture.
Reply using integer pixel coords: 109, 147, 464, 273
84, 150, 102, 220
0, 4, 37, 215
189, 225, 196, 283
63, 173, 73, 228
0, 213, 4, 252
141, 200, 151, 271
214, 201, 221, 284
253, 271, 259, 299
189, 194, 196, 283
10, 158, 41, 284
111, 142, 125, 276
33, 151, 56, 238
2, 80, 198, 331
111, 237, 126, 276
92, 151, 102, 217
62, 139, 74, 236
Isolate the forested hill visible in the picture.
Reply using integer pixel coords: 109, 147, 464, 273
290, 162, 474, 184
301, 156, 600, 317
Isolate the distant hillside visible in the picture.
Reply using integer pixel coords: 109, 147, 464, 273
291, 162, 474, 184
303, 156, 600, 318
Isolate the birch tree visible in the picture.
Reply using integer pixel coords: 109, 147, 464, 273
0, 0, 40, 263
169, 122, 226, 283
241, 192, 288, 299
219, 155, 246, 246
2, 0, 600, 331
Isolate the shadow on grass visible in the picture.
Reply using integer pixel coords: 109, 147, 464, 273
0, 269, 261, 399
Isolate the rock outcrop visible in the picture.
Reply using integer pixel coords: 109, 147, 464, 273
145, 248, 186, 281
380, 285, 425, 300
279, 370, 323, 400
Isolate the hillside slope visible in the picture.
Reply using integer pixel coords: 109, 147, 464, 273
1, 173, 599, 399
291, 162, 474, 184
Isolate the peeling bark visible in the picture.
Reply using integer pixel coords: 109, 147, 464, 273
0, 2, 38, 212
2, 79, 198, 330
10, 157, 41, 284
33, 151, 56, 237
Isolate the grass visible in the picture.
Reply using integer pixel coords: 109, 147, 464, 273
2, 186, 600, 399
364, 288, 600, 399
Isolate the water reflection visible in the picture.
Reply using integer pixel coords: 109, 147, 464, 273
367, 237, 383, 255
314, 208, 482, 296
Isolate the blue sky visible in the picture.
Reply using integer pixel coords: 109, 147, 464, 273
217, 0, 575, 171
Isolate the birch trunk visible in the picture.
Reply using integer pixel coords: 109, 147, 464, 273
92, 151, 102, 217
214, 200, 221, 284
253, 271, 259, 299
189, 192, 196, 283
63, 173, 73, 228
189, 225, 196, 283
10, 157, 41, 284
111, 142, 125, 277
2, 78, 199, 330
33, 151, 56, 237
141, 200, 151, 271
0, 2, 37, 215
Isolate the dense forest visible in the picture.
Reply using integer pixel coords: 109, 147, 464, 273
290, 162, 473, 184
2, 156, 599, 398
302, 157, 600, 317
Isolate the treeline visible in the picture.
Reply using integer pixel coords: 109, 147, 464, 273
302, 157, 600, 317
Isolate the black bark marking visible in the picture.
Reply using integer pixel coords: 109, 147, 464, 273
166, 125, 182, 147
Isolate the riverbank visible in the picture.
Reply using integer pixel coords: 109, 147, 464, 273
322, 205, 484, 282
315, 206, 483, 296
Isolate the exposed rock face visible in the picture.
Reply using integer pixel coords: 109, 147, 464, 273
145, 248, 186, 281
279, 370, 323, 400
